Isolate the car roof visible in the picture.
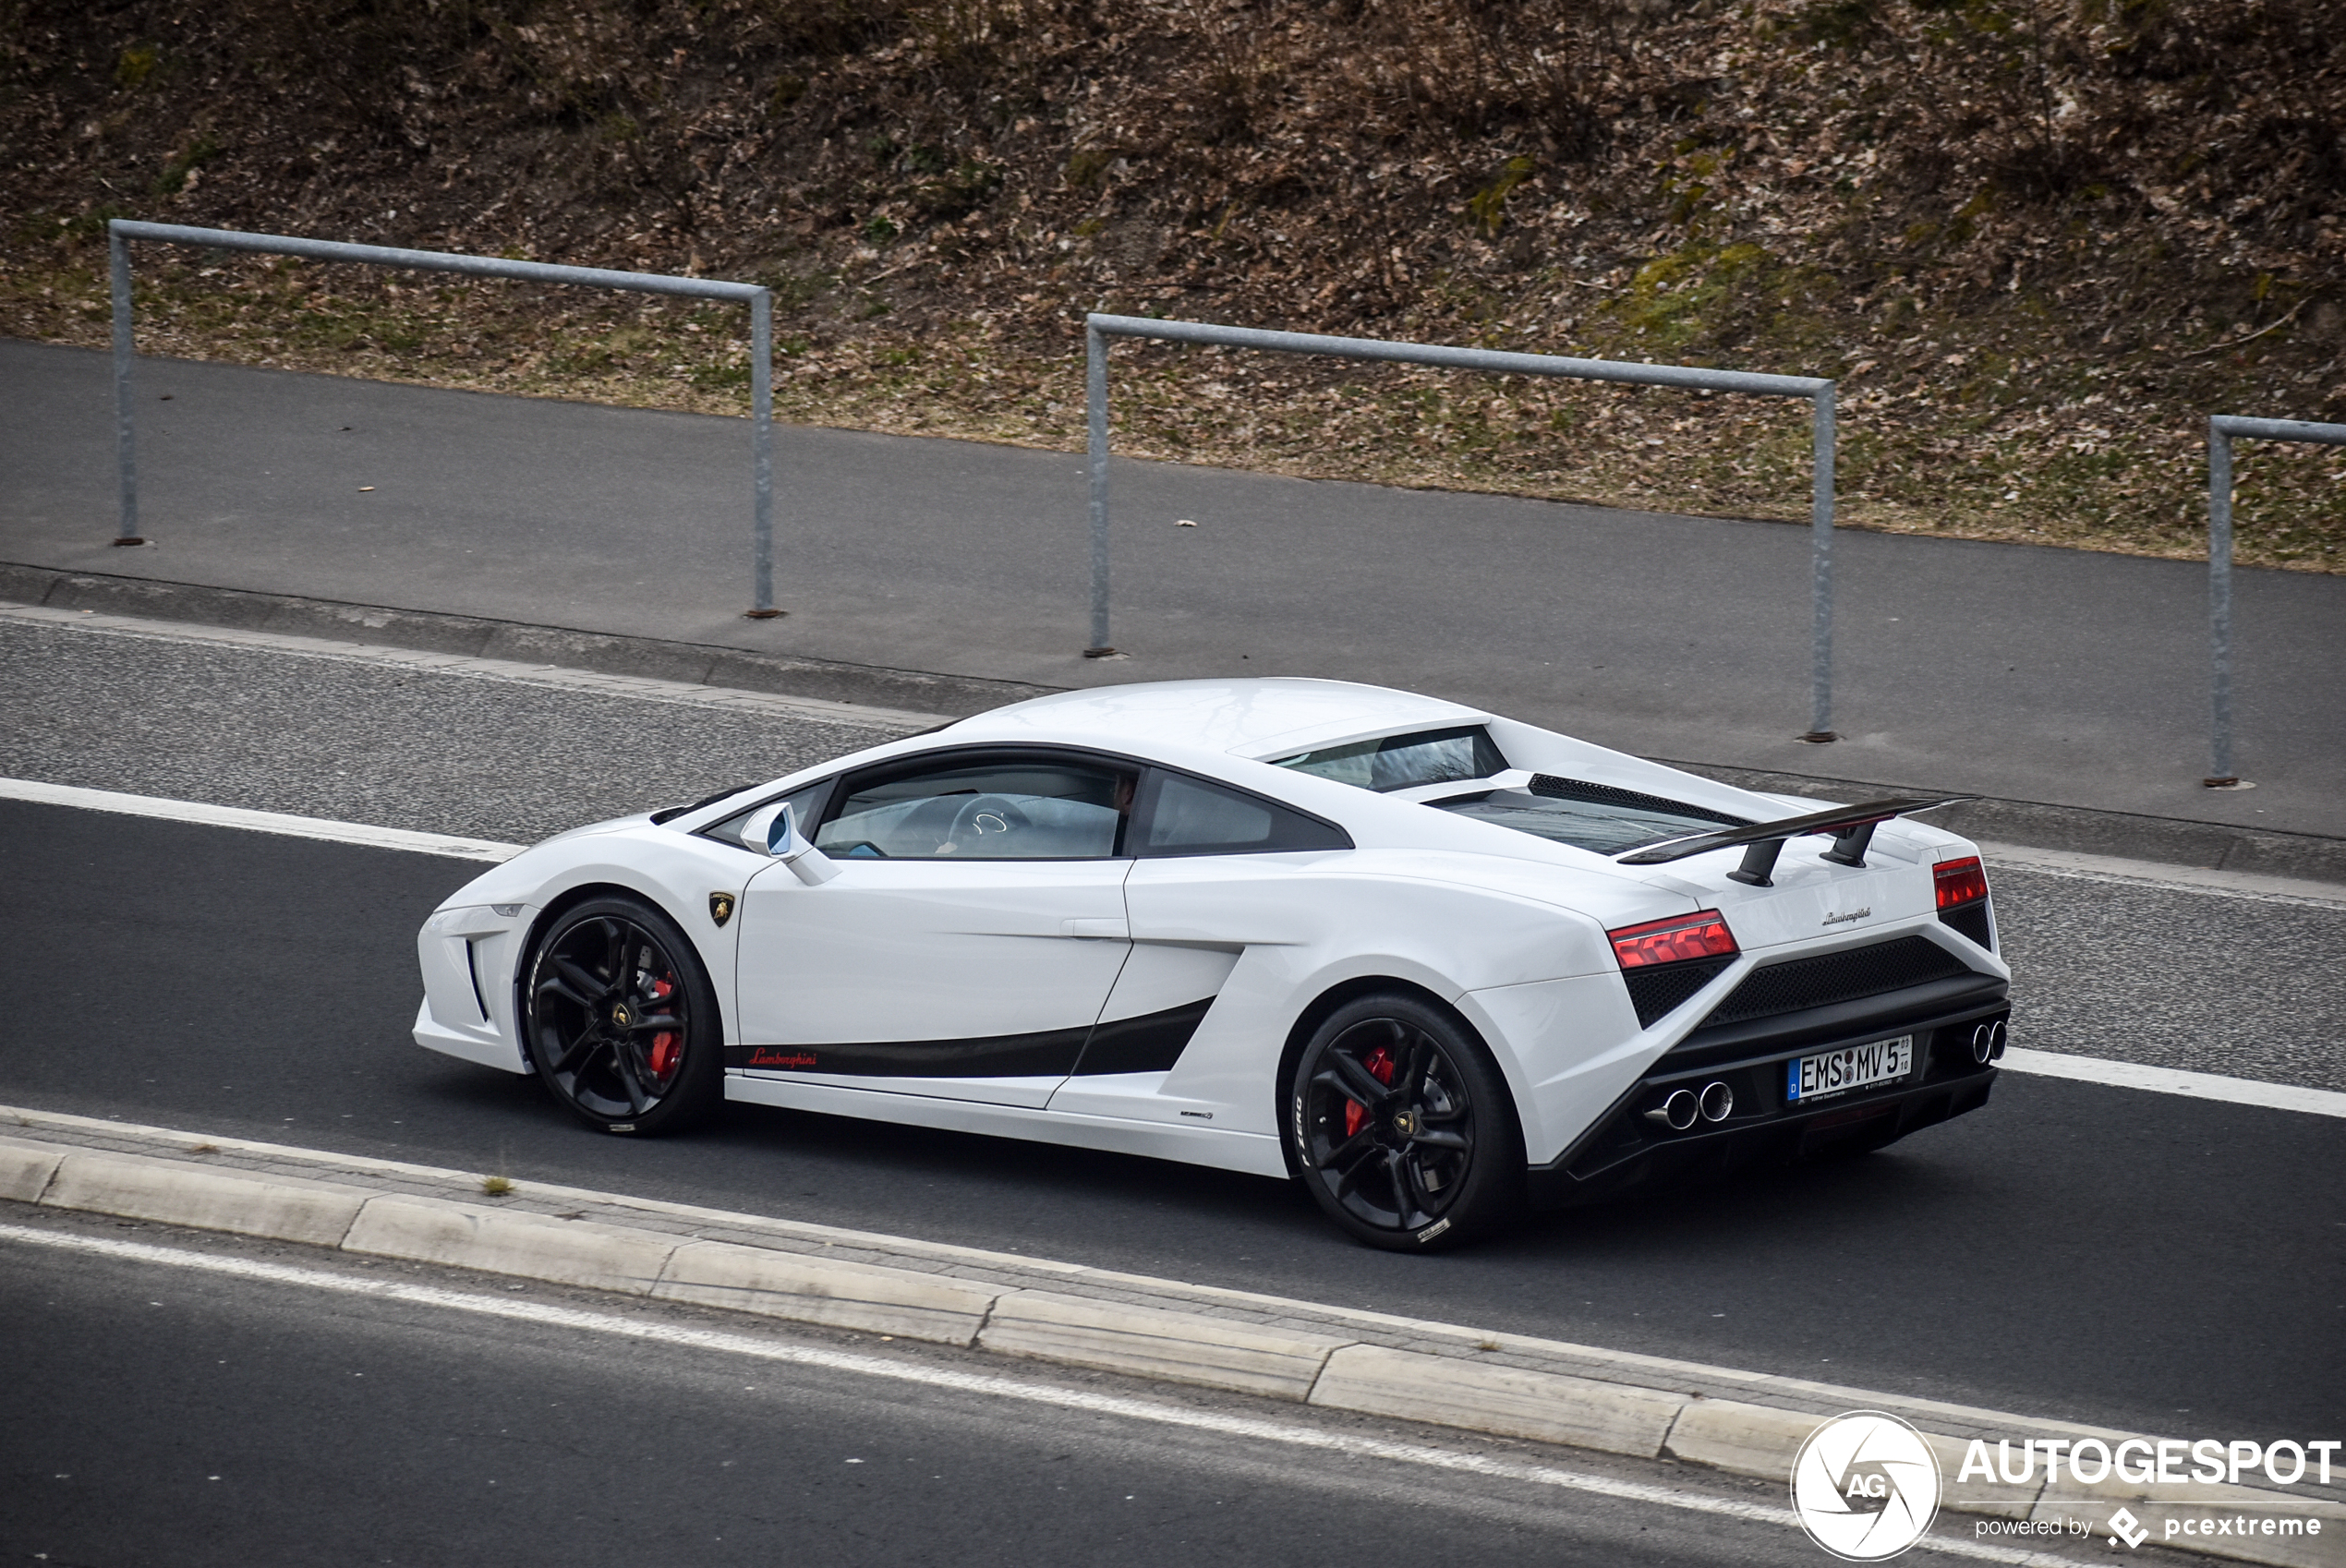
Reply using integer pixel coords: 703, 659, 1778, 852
944, 678, 1493, 761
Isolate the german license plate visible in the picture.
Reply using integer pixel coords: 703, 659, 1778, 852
1787, 1035, 1913, 1104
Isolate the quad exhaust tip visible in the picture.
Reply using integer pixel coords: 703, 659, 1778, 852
1644, 1081, 1735, 1131
1645, 1090, 1699, 1130
1969, 1019, 2007, 1065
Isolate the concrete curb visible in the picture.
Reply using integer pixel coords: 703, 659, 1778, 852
1310, 1341, 1682, 1458
9, 560, 2345, 877
979, 1290, 1352, 1401
653, 1239, 999, 1345
343, 1193, 683, 1295
44, 1147, 369, 1248
4, 1119, 2334, 1565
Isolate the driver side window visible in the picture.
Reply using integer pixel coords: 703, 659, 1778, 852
815, 755, 1132, 861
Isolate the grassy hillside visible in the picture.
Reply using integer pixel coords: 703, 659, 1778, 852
4, 0, 2340, 569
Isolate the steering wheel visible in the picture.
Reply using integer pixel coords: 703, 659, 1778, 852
946, 794, 1032, 851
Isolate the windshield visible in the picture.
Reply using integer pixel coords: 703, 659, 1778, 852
1272, 726, 1508, 793
1428, 776, 1751, 856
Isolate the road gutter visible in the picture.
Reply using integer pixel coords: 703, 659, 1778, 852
2, 1105, 2333, 1566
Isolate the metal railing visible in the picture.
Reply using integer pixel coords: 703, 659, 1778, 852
2204, 414, 2346, 786
1084, 314, 1844, 738
107, 220, 783, 615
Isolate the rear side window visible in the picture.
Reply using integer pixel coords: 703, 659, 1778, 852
1271, 726, 1507, 792
1134, 770, 1351, 857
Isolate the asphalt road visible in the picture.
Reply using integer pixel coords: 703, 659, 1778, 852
6, 337, 2341, 835
6, 796, 2340, 1446
3, 613, 2340, 1450
4, 1211, 1846, 1568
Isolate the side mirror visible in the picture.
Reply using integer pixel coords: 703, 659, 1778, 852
753, 802, 838, 886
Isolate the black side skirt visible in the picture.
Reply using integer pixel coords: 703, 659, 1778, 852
726, 996, 1215, 1080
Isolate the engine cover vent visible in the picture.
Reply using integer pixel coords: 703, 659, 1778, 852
1530, 775, 1749, 827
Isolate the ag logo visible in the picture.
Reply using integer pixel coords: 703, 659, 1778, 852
1791, 1411, 1941, 1561
708, 892, 737, 927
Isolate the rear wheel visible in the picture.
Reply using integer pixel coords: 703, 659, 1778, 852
1287, 994, 1524, 1250
523, 896, 721, 1136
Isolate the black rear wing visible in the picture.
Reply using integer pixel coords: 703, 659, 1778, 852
1614, 796, 1974, 887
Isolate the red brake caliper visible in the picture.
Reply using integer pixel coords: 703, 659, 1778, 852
646, 976, 680, 1080
1342, 1043, 1398, 1138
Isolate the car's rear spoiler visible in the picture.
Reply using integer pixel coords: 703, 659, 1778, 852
1614, 796, 1974, 887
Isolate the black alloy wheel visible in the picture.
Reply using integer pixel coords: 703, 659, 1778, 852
524, 896, 721, 1135
1288, 994, 1524, 1250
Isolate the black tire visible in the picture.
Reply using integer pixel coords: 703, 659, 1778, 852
1286, 994, 1525, 1251
522, 895, 723, 1136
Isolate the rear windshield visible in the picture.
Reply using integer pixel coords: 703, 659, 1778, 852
1271, 726, 1508, 793
1428, 776, 1751, 856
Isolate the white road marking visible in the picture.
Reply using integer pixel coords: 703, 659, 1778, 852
0, 777, 521, 861
0, 600, 949, 731
1999, 1048, 2346, 1118
0, 1222, 2065, 1566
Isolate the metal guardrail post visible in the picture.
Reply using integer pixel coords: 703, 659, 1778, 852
105, 221, 781, 613
746, 287, 778, 618
1805, 387, 1837, 741
2206, 419, 2235, 786
1082, 313, 1836, 730
110, 227, 142, 546
2202, 413, 2346, 787
1085, 322, 1113, 656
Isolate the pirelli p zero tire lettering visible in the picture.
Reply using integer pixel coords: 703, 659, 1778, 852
1287, 994, 1525, 1251
523, 895, 723, 1137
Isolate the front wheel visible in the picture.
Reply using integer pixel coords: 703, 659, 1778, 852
522, 896, 722, 1136
1286, 994, 1524, 1251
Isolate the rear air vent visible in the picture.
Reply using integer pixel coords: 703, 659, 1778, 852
1702, 936, 1972, 1027
1624, 959, 1734, 1028
1530, 776, 1749, 827
1940, 902, 1994, 950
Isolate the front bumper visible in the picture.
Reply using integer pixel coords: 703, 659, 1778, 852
1527, 974, 2008, 1210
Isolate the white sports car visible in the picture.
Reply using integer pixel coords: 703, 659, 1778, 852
416, 679, 2009, 1249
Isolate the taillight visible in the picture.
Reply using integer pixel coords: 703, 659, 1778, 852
1934, 856, 1989, 909
1608, 910, 1738, 970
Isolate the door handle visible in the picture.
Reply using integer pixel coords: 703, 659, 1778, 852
1058, 917, 1130, 940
